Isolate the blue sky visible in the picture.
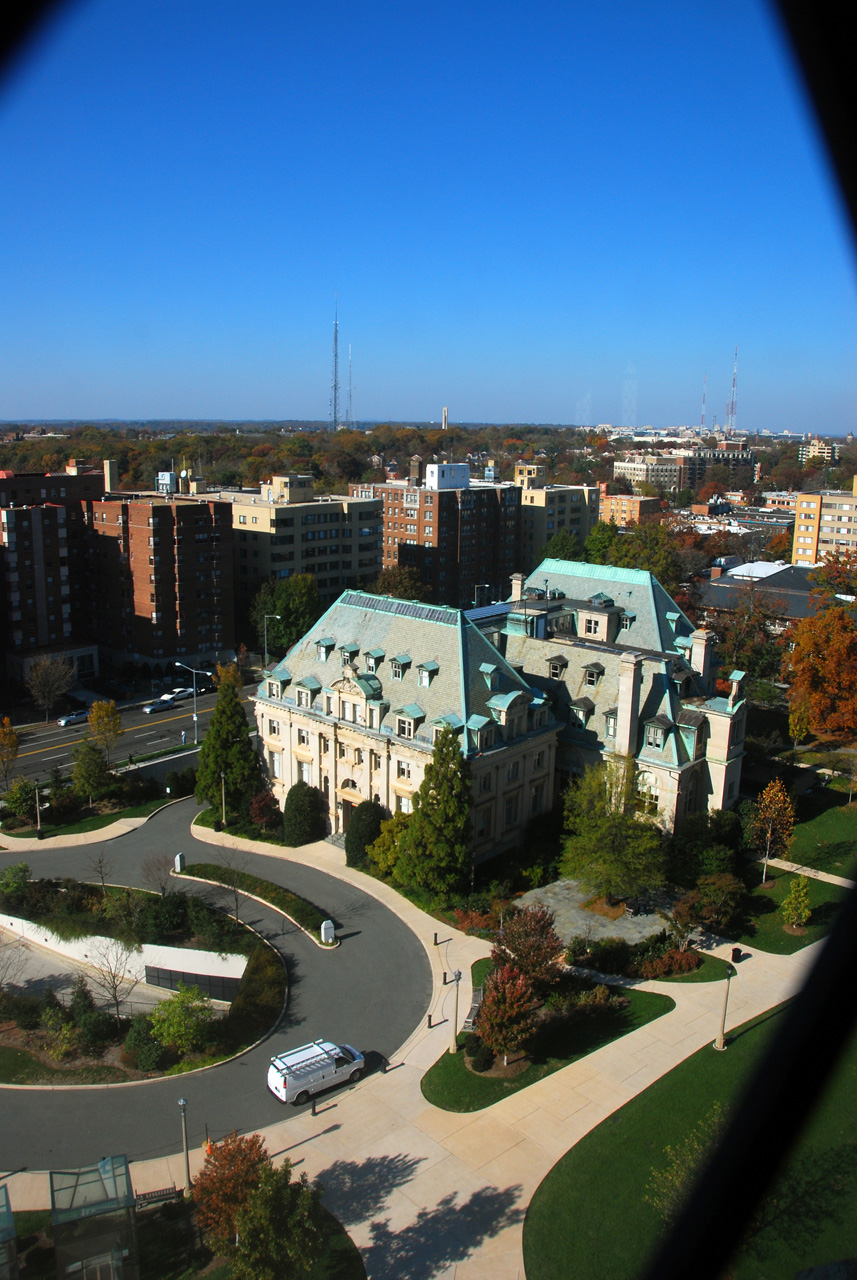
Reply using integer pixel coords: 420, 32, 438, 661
0, 0, 855, 431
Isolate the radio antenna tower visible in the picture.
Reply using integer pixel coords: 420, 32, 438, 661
726, 346, 738, 434
330, 295, 340, 431
700, 373, 707, 434
346, 344, 354, 430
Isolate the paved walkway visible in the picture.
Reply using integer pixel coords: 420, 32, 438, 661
762, 855, 855, 888
2, 820, 822, 1279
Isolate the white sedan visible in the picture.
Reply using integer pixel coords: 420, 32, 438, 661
170, 688, 195, 701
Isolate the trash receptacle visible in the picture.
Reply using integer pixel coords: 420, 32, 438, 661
174, 852, 185, 873
731, 947, 742, 963
321, 919, 335, 945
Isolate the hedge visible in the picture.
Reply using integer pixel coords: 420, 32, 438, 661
179, 862, 328, 938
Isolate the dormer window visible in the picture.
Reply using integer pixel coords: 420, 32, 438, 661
479, 662, 499, 690
417, 660, 439, 688
396, 716, 414, 739
620, 614, 634, 631
340, 642, 359, 666
645, 723, 665, 749
266, 680, 280, 700
364, 647, 385, 673
390, 654, 411, 681
604, 709, 617, 738
547, 654, 568, 681
316, 637, 335, 663
584, 662, 604, 687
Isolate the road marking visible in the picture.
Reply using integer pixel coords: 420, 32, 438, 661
41, 754, 68, 761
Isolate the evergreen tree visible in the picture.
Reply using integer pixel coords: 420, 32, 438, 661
539, 528, 581, 562
71, 739, 110, 799
394, 726, 472, 898
281, 781, 327, 846
232, 1161, 325, 1280
344, 799, 386, 867
369, 565, 431, 601
781, 875, 811, 929
195, 678, 260, 815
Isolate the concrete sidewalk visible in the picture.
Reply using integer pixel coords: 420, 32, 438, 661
2, 820, 822, 1279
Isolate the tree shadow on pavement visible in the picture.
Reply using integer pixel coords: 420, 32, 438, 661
316, 1154, 524, 1280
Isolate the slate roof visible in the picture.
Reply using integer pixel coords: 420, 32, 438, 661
698, 563, 814, 623
258, 590, 548, 754
522, 559, 696, 654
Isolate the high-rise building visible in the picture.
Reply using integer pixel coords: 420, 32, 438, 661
791, 477, 857, 565
350, 464, 521, 607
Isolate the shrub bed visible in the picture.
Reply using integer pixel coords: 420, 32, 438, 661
566, 930, 702, 979
178, 862, 327, 939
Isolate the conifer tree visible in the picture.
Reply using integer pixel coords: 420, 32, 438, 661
393, 725, 472, 898
781, 875, 811, 929
195, 677, 260, 816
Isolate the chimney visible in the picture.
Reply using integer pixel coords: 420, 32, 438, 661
103, 459, 119, 492
615, 652, 643, 756
691, 628, 715, 692
710, 565, 722, 580
510, 572, 526, 603
65, 458, 79, 475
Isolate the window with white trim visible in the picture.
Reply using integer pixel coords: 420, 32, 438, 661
645, 724, 665, 749
397, 759, 411, 779
397, 717, 414, 738
298, 760, 311, 784
297, 728, 309, 745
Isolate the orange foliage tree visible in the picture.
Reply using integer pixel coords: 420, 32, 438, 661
781, 605, 857, 736
477, 964, 538, 1066
749, 778, 796, 883
192, 1131, 269, 1253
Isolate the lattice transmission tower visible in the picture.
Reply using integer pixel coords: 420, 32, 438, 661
330, 296, 340, 431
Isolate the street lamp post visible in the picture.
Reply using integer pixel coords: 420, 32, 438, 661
34, 782, 42, 836
220, 770, 226, 826
713, 964, 736, 1051
178, 1097, 191, 1191
449, 969, 462, 1055
176, 661, 207, 746
264, 615, 281, 672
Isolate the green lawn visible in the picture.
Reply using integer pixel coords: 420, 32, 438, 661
736, 868, 848, 954
523, 1004, 857, 1280
0, 1046, 128, 1085
1, 796, 166, 839
788, 791, 857, 878
659, 951, 731, 983
421, 988, 674, 1112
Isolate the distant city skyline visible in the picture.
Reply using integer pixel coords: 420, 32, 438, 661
1, 0, 856, 432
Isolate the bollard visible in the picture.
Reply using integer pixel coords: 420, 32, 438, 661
427, 1013, 432, 1029
434, 932, 438, 946
443, 971, 447, 985
381, 1057, 387, 1074
311, 1096, 317, 1116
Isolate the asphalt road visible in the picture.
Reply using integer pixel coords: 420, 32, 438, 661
8, 691, 250, 785
0, 799, 432, 1171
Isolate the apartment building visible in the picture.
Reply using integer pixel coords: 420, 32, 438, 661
515, 464, 598, 569
79, 496, 235, 665
597, 484, 662, 527
0, 458, 116, 508
798, 436, 841, 465
613, 443, 755, 493
254, 591, 559, 857
350, 464, 521, 608
791, 477, 857, 565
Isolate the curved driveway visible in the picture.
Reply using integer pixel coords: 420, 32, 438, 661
0, 799, 432, 1170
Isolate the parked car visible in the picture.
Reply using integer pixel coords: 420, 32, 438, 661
267, 1040, 364, 1105
57, 709, 89, 726
143, 699, 177, 714
170, 687, 195, 701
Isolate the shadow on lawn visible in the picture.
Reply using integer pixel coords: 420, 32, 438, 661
527, 1001, 646, 1064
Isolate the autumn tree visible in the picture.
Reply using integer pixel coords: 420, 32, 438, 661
232, 1161, 325, 1280
712, 587, 786, 683
781, 875, 811, 929
393, 725, 472, 898
26, 656, 75, 721
213, 661, 243, 691
0, 717, 19, 789
749, 778, 795, 882
788, 698, 812, 751
808, 549, 857, 602
782, 606, 857, 735
369, 565, 432, 601
192, 1131, 269, 1253
477, 964, 538, 1066
87, 700, 122, 766
491, 903, 563, 995
561, 757, 665, 903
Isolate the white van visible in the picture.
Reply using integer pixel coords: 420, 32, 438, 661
267, 1040, 364, 1105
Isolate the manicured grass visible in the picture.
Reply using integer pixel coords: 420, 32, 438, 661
192, 807, 288, 848
659, 951, 731, 983
1, 796, 166, 839
421, 988, 675, 1112
788, 791, 857, 878
179, 862, 329, 940
0, 1045, 128, 1085
736, 868, 848, 954
523, 1005, 857, 1280
471, 957, 493, 988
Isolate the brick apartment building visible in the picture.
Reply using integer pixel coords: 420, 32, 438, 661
350, 463, 521, 607
597, 483, 662, 527
80, 497, 235, 665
